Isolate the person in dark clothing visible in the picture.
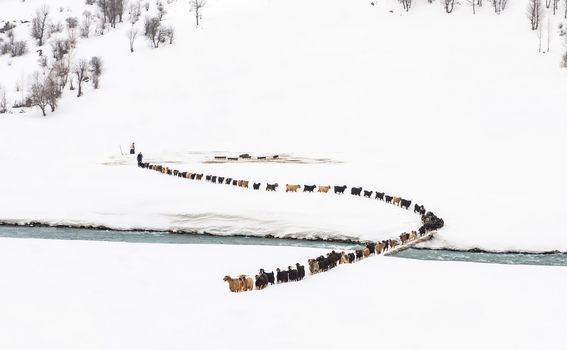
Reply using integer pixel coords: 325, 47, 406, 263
130, 142, 135, 155
137, 152, 143, 166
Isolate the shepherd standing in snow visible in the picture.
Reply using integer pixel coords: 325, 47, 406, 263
137, 152, 143, 166
130, 142, 135, 155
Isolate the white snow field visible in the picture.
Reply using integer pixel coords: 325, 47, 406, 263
0, 237, 565, 350
1, 0, 567, 252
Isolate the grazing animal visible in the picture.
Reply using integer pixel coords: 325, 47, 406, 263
259, 269, 275, 285
400, 233, 410, 244
355, 249, 364, 260
239, 153, 251, 159
339, 253, 349, 264
296, 263, 305, 280
288, 266, 299, 281
363, 190, 373, 198
347, 252, 355, 263
375, 192, 385, 200
389, 239, 398, 249
385, 195, 393, 203
351, 187, 362, 196
334, 185, 347, 194
173, 170, 179, 176
266, 183, 278, 191
218, 176, 225, 184
366, 242, 376, 256
223, 276, 244, 293
400, 199, 412, 210
228, 157, 238, 161
376, 242, 385, 254
382, 240, 390, 251
232, 180, 238, 186
257, 156, 266, 160
303, 185, 316, 192
225, 178, 232, 184
414, 203, 421, 213
318, 186, 331, 193
191, 173, 197, 180
239, 275, 254, 291
214, 156, 227, 160
211, 176, 217, 183
206, 175, 212, 181
238, 180, 249, 188
362, 247, 370, 258
392, 196, 401, 206
272, 155, 279, 159
410, 231, 417, 241
308, 259, 320, 274
253, 183, 261, 190
286, 184, 301, 192
255, 274, 269, 290
276, 268, 289, 283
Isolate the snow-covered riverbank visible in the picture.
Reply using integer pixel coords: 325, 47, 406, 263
0, 237, 564, 350
1, 0, 566, 252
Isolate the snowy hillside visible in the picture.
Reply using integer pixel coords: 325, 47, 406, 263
0, 0, 566, 252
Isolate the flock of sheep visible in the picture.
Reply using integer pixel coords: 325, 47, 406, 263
137, 160, 445, 292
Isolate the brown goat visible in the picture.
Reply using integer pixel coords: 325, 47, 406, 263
286, 184, 301, 192
239, 275, 254, 292
318, 186, 331, 193
362, 247, 370, 258
392, 196, 401, 206
308, 259, 320, 274
223, 276, 244, 293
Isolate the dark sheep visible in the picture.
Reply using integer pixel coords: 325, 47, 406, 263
348, 252, 355, 263
228, 157, 238, 161
239, 154, 251, 159
255, 274, 269, 290
173, 170, 179, 176
355, 249, 363, 260
211, 176, 217, 183
400, 199, 412, 210
232, 180, 238, 186
218, 177, 225, 184
214, 156, 226, 160
259, 269, 275, 285
266, 183, 278, 191
363, 190, 373, 198
366, 242, 376, 255
253, 183, 261, 190
226, 178, 232, 185
316, 255, 329, 271
288, 266, 299, 281
296, 263, 305, 280
375, 192, 385, 200
206, 175, 211, 181
385, 195, 393, 203
334, 185, 347, 194
257, 156, 266, 160
276, 268, 289, 283
351, 187, 362, 196
195, 174, 203, 180
303, 185, 316, 192
272, 155, 279, 159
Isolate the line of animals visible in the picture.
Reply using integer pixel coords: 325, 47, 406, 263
137, 161, 445, 293
138, 162, 429, 215
222, 219, 444, 293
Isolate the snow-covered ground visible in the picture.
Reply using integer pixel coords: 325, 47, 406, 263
0, 0, 566, 252
0, 237, 565, 350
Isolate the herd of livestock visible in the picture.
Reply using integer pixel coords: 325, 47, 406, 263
137, 159, 445, 292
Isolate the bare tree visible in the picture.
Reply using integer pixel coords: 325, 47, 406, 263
190, 0, 206, 27
128, 1, 142, 23
81, 10, 93, 38
29, 72, 49, 116
527, 0, 544, 30
157, 1, 167, 20
117, 0, 125, 22
468, 0, 477, 14
127, 25, 139, 52
144, 16, 163, 48
546, 0, 551, 7
399, 0, 412, 11
164, 26, 175, 44
553, 0, 559, 14
564, 0, 567, 18
546, 17, 551, 53
73, 59, 88, 97
51, 38, 70, 61
97, 0, 108, 24
89, 56, 103, 89
491, 0, 508, 13
45, 75, 60, 112
537, 19, 543, 52
31, 5, 50, 46
53, 59, 70, 91
444, 0, 455, 13
0, 87, 8, 114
